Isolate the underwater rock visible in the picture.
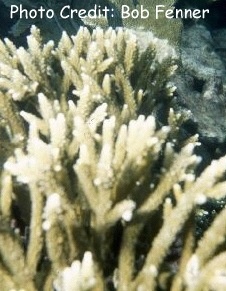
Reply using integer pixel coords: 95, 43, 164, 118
212, 28, 226, 67
173, 24, 226, 143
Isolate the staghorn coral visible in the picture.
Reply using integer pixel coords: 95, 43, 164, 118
0, 26, 226, 291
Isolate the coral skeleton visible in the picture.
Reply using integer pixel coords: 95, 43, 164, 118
0, 26, 226, 291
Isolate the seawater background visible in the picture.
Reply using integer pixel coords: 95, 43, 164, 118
175, 0, 226, 28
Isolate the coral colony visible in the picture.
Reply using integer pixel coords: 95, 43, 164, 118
0, 0, 226, 290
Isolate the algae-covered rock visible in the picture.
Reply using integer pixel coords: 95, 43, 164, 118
111, 0, 182, 46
